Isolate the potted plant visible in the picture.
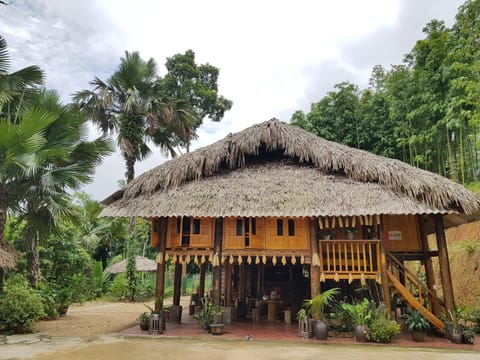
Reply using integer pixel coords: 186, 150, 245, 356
446, 309, 464, 344
303, 287, 339, 340
209, 305, 225, 335
341, 298, 372, 342
163, 304, 173, 322
402, 310, 430, 342
194, 297, 213, 330
345, 227, 357, 240
138, 312, 150, 331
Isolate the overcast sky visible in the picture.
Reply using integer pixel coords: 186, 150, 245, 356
0, 0, 465, 200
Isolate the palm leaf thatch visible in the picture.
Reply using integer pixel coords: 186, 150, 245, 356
101, 119, 480, 222
105, 256, 157, 274
0, 245, 19, 270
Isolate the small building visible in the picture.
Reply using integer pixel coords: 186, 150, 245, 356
101, 119, 480, 332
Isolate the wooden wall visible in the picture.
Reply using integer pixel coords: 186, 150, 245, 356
152, 217, 215, 249
382, 215, 421, 251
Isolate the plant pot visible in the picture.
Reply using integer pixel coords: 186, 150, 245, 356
139, 320, 149, 331
311, 319, 328, 340
209, 323, 224, 335
58, 306, 69, 316
353, 325, 368, 342
451, 333, 462, 344
410, 331, 426, 342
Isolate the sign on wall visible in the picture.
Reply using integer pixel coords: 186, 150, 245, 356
388, 230, 402, 241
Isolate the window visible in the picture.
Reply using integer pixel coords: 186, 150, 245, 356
251, 218, 256, 235
277, 219, 283, 236
176, 217, 181, 234
192, 219, 201, 234
236, 219, 243, 236
288, 219, 295, 236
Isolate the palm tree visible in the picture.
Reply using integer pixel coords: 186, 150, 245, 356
0, 35, 44, 116
8, 89, 113, 286
74, 51, 196, 183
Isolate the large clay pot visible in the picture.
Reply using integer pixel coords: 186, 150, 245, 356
354, 325, 368, 342
410, 331, 426, 342
311, 319, 328, 340
451, 333, 462, 344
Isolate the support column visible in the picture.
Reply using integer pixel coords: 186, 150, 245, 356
173, 262, 182, 306
212, 218, 223, 305
199, 263, 206, 298
309, 218, 320, 298
434, 214, 455, 315
155, 217, 167, 312
224, 262, 232, 307
238, 263, 246, 302
418, 215, 441, 317
378, 217, 392, 318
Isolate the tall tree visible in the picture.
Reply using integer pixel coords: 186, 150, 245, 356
75, 51, 196, 183
9, 89, 113, 286
161, 49, 233, 151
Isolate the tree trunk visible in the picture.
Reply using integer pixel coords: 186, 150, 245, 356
125, 156, 135, 183
446, 128, 459, 182
27, 231, 40, 287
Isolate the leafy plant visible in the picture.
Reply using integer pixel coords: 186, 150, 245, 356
303, 288, 339, 320
341, 298, 372, 326
296, 308, 308, 321
0, 281, 45, 332
402, 310, 430, 333
138, 312, 150, 322
92, 261, 111, 298
368, 317, 400, 343
108, 273, 129, 300
467, 307, 480, 334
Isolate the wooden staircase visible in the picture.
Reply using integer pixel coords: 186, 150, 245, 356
386, 253, 445, 334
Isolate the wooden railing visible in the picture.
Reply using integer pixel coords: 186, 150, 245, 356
319, 240, 380, 274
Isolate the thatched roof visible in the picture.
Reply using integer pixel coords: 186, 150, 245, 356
101, 119, 480, 224
105, 256, 157, 274
0, 245, 18, 270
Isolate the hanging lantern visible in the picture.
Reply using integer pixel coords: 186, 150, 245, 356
200, 254, 206, 264
229, 255, 234, 264
300, 254, 305, 264
291, 256, 297, 265
348, 273, 353, 284
331, 217, 336, 228
359, 216, 364, 226
281, 256, 287, 266
193, 255, 199, 265
186, 254, 191, 264
238, 256, 243, 265
214, 254, 221, 267
272, 255, 277, 266
320, 272, 326, 283
376, 214, 381, 225
325, 216, 330, 229
333, 272, 340, 282
247, 255, 252, 265
360, 273, 366, 286
255, 255, 260, 264
376, 273, 382, 284
262, 254, 267, 264
352, 216, 356, 227
312, 253, 320, 267
345, 217, 350, 228
318, 218, 324, 230
221, 255, 226, 265
156, 252, 163, 264
178, 255, 183, 264
208, 253, 213, 263
172, 255, 177, 264
339, 216, 344, 228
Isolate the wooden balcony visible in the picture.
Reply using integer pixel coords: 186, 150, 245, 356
318, 240, 380, 279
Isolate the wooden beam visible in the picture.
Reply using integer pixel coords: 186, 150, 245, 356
212, 218, 223, 305
199, 262, 206, 298
378, 217, 392, 318
173, 262, 182, 306
418, 215, 442, 317
434, 214, 455, 315
309, 218, 320, 297
155, 217, 167, 312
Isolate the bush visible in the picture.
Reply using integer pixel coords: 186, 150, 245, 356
36, 282, 60, 319
369, 317, 400, 343
467, 307, 480, 334
0, 282, 45, 332
108, 274, 129, 300
135, 274, 156, 301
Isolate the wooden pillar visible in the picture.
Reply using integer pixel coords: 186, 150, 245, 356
418, 215, 441, 317
309, 218, 320, 297
257, 263, 263, 295
199, 262, 206, 298
238, 263, 246, 302
155, 217, 168, 312
212, 218, 223, 305
378, 217, 392, 318
173, 262, 182, 306
434, 214, 455, 315
224, 262, 232, 307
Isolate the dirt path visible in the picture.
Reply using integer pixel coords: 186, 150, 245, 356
34, 301, 154, 338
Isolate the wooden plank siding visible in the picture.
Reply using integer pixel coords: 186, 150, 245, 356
383, 215, 422, 251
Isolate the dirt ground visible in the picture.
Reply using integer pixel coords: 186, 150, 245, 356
34, 301, 154, 337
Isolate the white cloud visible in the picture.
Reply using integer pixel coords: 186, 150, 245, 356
0, 0, 465, 200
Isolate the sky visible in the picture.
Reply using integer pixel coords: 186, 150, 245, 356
0, 0, 465, 200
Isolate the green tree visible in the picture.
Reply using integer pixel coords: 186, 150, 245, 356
161, 49, 233, 150
75, 51, 196, 183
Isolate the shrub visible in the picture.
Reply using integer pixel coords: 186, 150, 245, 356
108, 274, 129, 300
36, 282, 60, 319
467, 307, 480, 334
0, 283, 45, 332
135, 274, 156, 301
369, 317, 400, 343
